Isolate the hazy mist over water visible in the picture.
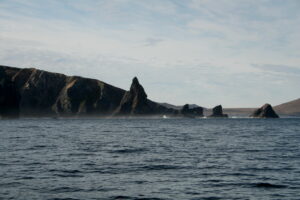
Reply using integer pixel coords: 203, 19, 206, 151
1, 118, 300, 200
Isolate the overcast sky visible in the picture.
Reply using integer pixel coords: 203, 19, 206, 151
1, 0, 300, 107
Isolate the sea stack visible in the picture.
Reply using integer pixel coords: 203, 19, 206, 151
180, 104, 203, 118
250, 104, 279, 118
209, 105, 228, 118
114, 77, 152, 115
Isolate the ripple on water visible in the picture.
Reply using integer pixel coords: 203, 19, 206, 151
139, 164, 190, 171
48, 169, 84, 178
48, 186, 84, 193
0, 182, 23, 188
190, 197, 221, 200
1, 118, 300, 199
108, 148, 148, 154
252, 182, 288, 189
110, 196, 167, 200
17, 125, 40, 129
47, 198, 81, 200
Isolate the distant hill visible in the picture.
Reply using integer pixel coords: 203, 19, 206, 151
274, 98, 300, 116
222, 99, 300, 117
222, 108, 256, 117
159, 103, 202, 110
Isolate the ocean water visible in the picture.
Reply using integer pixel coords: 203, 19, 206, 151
0, 118, 300, 200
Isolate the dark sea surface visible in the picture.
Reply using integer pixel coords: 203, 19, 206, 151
0, 118, 300, 200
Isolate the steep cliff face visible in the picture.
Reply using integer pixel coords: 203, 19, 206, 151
54, 76, 125, 116
0, 65, 176, 118
250, 104, 279, 118
114, 77, 152, 115
114, 77, 176, 116
14, 68, 67, 116
0, 66, 20, 117
0, 65, 126, 117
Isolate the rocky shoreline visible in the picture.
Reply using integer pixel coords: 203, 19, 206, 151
0, 65, 281, 119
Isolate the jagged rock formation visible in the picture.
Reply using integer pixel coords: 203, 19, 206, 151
114, 77, 177, 116
114, 77, 152, 115
209, 105, 228, 118
250, 104, 279, 118
180, 104, 203, 118
0, 65, 177, 118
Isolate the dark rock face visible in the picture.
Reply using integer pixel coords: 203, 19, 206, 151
0, 65, 178, 118
114, 77, 178, 116
54, 76, 124, 116
114, 77, 152, 115
180, 104, 203, 118
209, 105, 228, 118
0, 65, 126, 117
250, 104, 279, 118
0, 67, 20, 118
15, 68, 67, 116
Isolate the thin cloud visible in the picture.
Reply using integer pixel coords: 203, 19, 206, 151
143, 38, 164, 46
252, 64, 300, 76
0, 0, 300, 107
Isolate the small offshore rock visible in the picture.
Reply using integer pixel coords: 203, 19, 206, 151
209, 105, 228, 118
250, 103, 279, 118
180, 104, 203, 118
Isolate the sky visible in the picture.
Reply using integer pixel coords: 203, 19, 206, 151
0, 0, 300, 108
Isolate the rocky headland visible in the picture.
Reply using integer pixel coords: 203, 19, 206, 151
0, 65, 201, 118
1, 65, 295, 119
250, 104, 279, 118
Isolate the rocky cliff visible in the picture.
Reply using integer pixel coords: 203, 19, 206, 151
114, 77, 176, 116
250, 104, 279, 118
209, 105, 228, 118
114, 77, 151, 115
0, 65, 175, 118
180, 104, 203, 118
